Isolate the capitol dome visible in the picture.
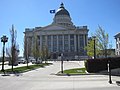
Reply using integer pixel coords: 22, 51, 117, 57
55, 3, 70, 17
53, 3, 73, 27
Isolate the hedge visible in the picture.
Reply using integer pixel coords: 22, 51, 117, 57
85, 57, 120, 73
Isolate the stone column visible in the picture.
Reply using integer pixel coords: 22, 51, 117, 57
84, 34, 86, 55
74, 34, 77, 52
57, 35, 58, 52
63, 34, 64, 52
40, 35, 42, 51
86, 34, 88, 46
45, 35, 47, 46
78, 34, 80, 51
68, 34, 70, 52
51, 35, 53, 52
83, 34, 85, 48
118, 38, 120, 55
31, 37, 33, 49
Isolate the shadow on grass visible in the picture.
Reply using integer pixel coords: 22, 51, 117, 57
0, 70, 23, 77
0, 63, 53, 77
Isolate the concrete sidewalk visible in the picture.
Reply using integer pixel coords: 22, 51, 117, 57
0, 62, 33, 70
0, 61, 120, 90
100, 68, 120, 76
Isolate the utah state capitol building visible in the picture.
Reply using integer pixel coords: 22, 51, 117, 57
24, 3, 89, 60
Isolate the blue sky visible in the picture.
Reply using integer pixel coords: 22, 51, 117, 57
0, 0, 120, 56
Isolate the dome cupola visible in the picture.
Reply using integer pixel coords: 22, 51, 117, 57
53, 3, 74, 28
55, 3, 70, 17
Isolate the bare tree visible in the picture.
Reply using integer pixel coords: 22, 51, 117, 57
41, 45, 49, 63
6, 47, 12, 62
6, 25, 19, 72
24, 36, 31, 67
32, 34, 40, 63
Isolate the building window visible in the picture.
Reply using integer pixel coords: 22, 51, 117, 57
42, 35, 46, 47
85, 34, 87, 46
119, 43, 120, 50
53, 35, 57, 52
70, 34, 74, 52
79, 34, 85, 55
47, 35, 51, 52
76, 35, 78, 52
27, 37, 32, 55
58, 35, 63, 52
79, 34, 84, 48
116, 44, 118, 49
64, 35, 69, 52
37, 36, 40, 46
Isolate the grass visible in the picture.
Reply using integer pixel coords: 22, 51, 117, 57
63, 68, 86, 74
0, 63, 52, 74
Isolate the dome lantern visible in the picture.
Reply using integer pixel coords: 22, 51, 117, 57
60, 2, 64, 8
53, 3, 73, 27
55, 3, 70, 17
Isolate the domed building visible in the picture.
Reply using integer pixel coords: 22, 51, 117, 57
24, 3, 89, 60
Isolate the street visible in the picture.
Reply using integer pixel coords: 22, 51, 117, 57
0, 61, 120, 90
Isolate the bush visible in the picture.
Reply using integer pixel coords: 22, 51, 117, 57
85, 57, 120, 73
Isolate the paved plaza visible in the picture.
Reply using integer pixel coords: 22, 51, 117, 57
0, 61, 120, 90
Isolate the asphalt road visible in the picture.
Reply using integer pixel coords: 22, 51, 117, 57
0, 61, 120, 90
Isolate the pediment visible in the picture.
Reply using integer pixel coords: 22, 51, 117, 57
42, 24, 67, 31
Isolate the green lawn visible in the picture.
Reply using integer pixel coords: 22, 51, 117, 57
0, 63, 52, 74
63, 68, 86, 74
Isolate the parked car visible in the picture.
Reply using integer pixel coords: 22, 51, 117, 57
31, 58, 42, 64
29, 57, 35, 62
18, 58, 27, 64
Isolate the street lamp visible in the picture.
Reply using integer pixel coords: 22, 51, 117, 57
60, 53, 63, 73
93, 36, 96, 59
108, 58, 112, 84
1, 35, 8, 73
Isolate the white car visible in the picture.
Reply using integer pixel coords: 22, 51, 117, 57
18, 58, 27, 64
31, 58, 42, 64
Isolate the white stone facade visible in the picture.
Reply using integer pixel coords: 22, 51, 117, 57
24, 3, 89, 60
115, 33, 120, 56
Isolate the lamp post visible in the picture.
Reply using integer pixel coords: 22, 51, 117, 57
1, 35, 8, 73
108, 58, 112, 84
93, 36, 96, 59
61, 53, 63, 73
